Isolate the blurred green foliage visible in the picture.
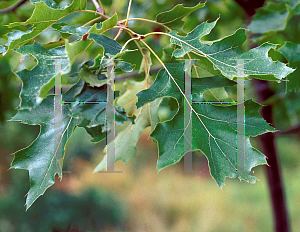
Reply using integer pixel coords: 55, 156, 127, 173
0, 55, 20, 122
0, 170, 128, 232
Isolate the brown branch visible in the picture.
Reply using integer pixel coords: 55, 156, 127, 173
0, 0, 28, 14
115, 65, 162, 82
275, 124, 300, 136
254, 79, 290, 232
234, 0, 265, 16
233, 1, 290, 231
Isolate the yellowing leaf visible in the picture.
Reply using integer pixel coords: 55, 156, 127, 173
117, 78, 149, 116
139, 47, 152, 81
93, 105, 150, 173
94, 69, 162, 172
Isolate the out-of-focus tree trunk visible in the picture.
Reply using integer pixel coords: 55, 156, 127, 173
234, 1, 290, 231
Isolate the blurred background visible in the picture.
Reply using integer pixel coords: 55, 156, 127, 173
1, 0, 300, 231
1, 119, 300, 231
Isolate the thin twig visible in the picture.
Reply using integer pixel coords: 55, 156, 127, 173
0, 0, 28, 14
98, 0, 105, 15
275, 124, 300, 135
120, 18, 172, 31
82, 16, 103, 27
114, 28, 124, 40
120, 37, 140, 53
91, 0, 103, 14
125, 0, 132, 28
114, 0, 132, 40
114, 26, 143, 39
84, 9, 108, 18
89, 1, 123, 26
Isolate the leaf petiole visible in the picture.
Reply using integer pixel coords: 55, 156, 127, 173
125, 0, 133, 28
119, 18, 172, 31
143, 31, 209, 58
82, 16, 103, 27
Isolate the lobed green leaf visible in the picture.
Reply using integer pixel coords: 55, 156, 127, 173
278, 41, 300, 91
7, 0, 87, 53
169, 19, 294, 80
10, 95, 81, 210
248, 2, 293, 34
136, 62, 276, 187
156, 2, 205, 29
15, 42, 69, 109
